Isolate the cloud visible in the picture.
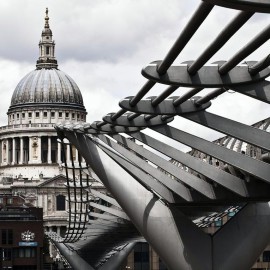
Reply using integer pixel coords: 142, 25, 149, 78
0, 59, 33, 125
0, 0, 194, 63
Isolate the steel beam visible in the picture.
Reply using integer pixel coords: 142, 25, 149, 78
93, 137, 180, 203
151, 125, 270, 183
213, 203, 270, 270
183, 110, 270, 151
89, 202, 130, 220
157, 2, 214, 74
54, 242, 95, 270
109, 133, 215, 199
203, 0, 270, 13
130, 131, 247, 196
188, 11, 254, 74
90, 189, 121, 208
142, 60, 270, 87
98, 134, 192, 201
231, 79, 270, 103
120, 96, 211, 115
99, 243, 136, 270
63, 131, 212, 270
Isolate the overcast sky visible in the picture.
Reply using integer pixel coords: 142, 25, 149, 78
0, 0, 269, 148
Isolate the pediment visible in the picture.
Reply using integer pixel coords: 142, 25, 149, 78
38, 174, 66, 188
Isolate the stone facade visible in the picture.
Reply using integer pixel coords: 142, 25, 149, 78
0, 8, 91, 260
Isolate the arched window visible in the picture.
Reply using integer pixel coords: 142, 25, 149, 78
56, 195, 65, 211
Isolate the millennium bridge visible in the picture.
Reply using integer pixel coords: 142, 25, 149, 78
49, 1, 270, 269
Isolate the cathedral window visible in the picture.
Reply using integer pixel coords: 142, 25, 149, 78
56, 195, 65, 211
65, 112, 69, 118
58, 112, 62, 118
2, 229, 13, 245
22, 113, 25, 119
43, 111, 47, 118
7, 198, 13, 204
46, 46, 50, 55
35, 112, 39, 118
51, 111, 55, 118
28, 112, 32, 118
17, 113, 19, 119
72, 113, 75, 119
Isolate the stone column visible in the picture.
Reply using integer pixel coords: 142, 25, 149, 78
66, 144, 70, 164
49, 226, 53, 257
48, 110, 51, 124
57, 142, 61, 163
6, 139, 10, 165
37, 136, 42, 163
0, 140, 2, 165
19, 137, 24, 164
42, 194, 47, 215
47, 136, 52, 164
12, 138, 15, 165
1, 140, 4, 165
75, 149, 79, 163
29, 137, 32, 164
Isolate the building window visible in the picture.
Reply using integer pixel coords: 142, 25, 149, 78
46, 36, 49, 39
77, 114, 80, 120
43, 111, 47, 118
65, 112, 69, 118
46, 46, 50, 55
2, 229, 13, 244
134, 242, 149, 269
60, 226, 66, 237
51, 111, 55, 118
17, 113, 19, 119
58, 112, 62, 118
14, 248, 36, 258
263, 251, 270, 262
72, 113, 75, 119
7, 198, 13, 204
22, 113, 25, 119
2, 248, 12, 261
56, 195, 66, 211
35, 112, 40, 118
28, 112, 32, 118
12, 114, 14, 119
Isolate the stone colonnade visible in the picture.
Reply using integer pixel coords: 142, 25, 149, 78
0, 136, 84, 166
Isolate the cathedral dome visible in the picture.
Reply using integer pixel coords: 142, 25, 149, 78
8, 8, 86, 113
9, 68, 85, 111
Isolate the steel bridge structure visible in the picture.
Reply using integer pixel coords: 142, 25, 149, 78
50, 1, 270, 269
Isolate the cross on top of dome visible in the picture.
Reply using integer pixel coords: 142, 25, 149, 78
44, 8, 49, 29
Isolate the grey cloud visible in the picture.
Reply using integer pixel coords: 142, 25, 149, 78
0, 0, 194, 63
